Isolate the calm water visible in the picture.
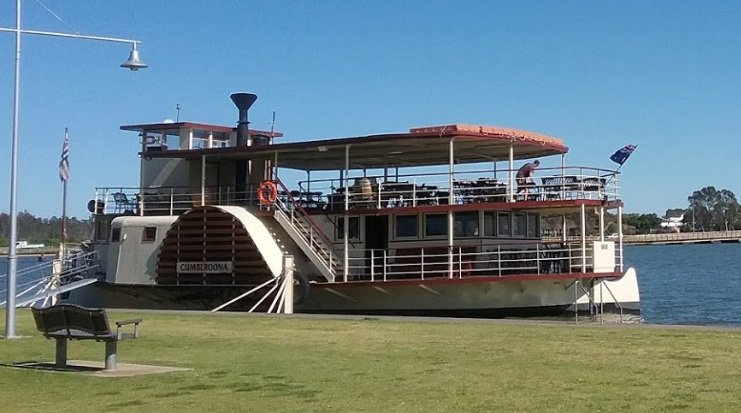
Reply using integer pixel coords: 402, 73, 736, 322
625, 243, 741, 327
2, 244, 740, 326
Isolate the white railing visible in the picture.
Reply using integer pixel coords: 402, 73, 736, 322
271, 179, 341, 281
342, 242, 606, 282
93, 166, 619, 217
0, 250, 100, 307
92, 185, 261, 216
299, 165, 620, 211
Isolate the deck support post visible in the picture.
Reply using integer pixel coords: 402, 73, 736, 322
343, 144, 350, 282
580, 204, 586, 273
201, 154, 206, 206
617, 205, 624, 271
508, 141, 514, 202
448, 137, 454, 278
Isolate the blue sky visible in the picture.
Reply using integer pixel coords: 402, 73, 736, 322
0, 0, 739, 218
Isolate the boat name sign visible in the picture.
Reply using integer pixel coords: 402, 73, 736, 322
177, 261, 233, 274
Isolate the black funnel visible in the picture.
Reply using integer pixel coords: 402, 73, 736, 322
231, 93, 257, 147
231, 93, 257, 204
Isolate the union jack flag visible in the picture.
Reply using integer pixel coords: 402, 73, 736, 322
59, 132, 69, 182
609, 144, 636, 166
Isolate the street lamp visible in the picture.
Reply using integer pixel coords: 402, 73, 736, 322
2, 0, 147, 338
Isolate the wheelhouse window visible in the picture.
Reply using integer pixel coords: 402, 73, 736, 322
513, 213, 526, 237
425, 213, 448, 238
497, 213, 511, 237
527, 214, 539, 238
454, 211, 479, 237
143, 226, 157, 242
337, 216, 360, 240
394, 214, 418, 239
95, 220, 108, 241
483, 211, 496, 237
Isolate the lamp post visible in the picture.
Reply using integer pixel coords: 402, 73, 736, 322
2, 0, 147, 339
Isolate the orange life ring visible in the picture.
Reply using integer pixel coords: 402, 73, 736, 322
257, 180, 278, 205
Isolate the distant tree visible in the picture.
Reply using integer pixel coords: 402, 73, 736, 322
623, 213, 662, 234
687, 186, 740, 231
0, 212, 93, 247
664, 208, 685, 219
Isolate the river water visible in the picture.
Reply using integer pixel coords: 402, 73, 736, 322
2, 244, 740, 327
625, 243, 741, 327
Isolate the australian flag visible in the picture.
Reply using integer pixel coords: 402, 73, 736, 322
609, 144, 636, 166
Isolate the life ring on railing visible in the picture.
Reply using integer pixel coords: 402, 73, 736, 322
257, 180, 278, 205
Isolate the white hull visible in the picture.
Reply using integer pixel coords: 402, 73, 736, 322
300, 269, 640, 316
63, 268, 639, 319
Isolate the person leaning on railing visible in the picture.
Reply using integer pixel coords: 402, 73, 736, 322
516, 160, 540, 198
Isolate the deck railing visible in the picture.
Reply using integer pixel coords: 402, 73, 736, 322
299, 165, 620, 211
92, 166, 620, 217
342, 241, 616, 282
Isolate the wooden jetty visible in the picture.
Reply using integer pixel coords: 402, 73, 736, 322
545, 230, 741, 246
623, 230, 741, 245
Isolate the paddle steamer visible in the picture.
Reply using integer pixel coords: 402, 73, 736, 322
71, 93, 640, 317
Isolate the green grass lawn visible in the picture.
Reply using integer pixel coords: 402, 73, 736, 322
1, 309, 739, 413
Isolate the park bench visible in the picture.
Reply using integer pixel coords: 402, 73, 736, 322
32, 304, 142, 371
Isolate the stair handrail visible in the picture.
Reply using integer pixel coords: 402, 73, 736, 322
271, 179, 342, 280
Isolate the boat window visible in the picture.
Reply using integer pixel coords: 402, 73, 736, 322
454, 211, 479, 237
527, 213, 539, 238
394, 215, 418, 239
95, 220, 108, 241
111, 227, 122, 243
497, 213, 511, 237
425, 213, 448, 238
513, 213, 526, 237
142, 226, 157, 242
483, 211, 496, 237
336, 217, 360, 240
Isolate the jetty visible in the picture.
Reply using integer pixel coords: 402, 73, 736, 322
547, 230, 741, 246
623, 230, 741, 245
0, 246, 60, 257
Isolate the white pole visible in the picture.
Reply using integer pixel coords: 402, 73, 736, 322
508, 141, 514, 202
448, 137, 454, 277
617, 205, 624, 271
580, 204, 586, 273
282, 255, 294, 314
2, 1, 146, 339
344, 144, 350, 282
5, 0, 22, 338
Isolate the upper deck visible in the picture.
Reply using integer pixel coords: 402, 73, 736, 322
91, 121, 621, 217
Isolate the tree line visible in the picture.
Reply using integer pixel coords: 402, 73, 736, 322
0, 212, 93, 247
623, 186, 739, 233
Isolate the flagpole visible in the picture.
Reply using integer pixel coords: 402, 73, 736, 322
61, 127, 68, 258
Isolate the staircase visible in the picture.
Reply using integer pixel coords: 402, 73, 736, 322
272, 179, 342, 283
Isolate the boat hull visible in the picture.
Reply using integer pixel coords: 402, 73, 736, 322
64, 269, 639, 318
300, 270, 640, 317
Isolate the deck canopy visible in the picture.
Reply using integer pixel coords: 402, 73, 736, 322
132, 123, 568, 171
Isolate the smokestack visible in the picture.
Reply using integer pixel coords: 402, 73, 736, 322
231, 93, 257, 147
231, 93, 257, 202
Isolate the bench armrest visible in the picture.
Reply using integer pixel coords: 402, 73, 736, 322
115, 318, 142, 340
